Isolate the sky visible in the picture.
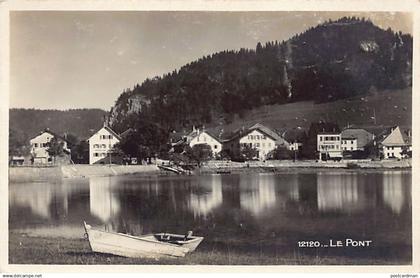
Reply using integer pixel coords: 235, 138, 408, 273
10, 11, 412, 111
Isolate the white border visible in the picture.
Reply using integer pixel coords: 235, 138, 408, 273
1, 0, 419, 274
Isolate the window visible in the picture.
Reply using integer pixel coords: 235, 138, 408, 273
94, 153, 99, 157
34, 143, 38, 147
256, 135, 259, 140
109, 135, 113, 139
256, 143, 260, 147
214, 145, 218, 149
262, 135, 266, 139
102, 144, 106, 148
320, 137, 323, 141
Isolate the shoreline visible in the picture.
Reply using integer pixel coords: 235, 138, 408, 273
9, 231, 409, 265
8, 159, 411, 183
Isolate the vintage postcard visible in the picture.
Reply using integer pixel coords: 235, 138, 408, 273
1, 0, 419, 275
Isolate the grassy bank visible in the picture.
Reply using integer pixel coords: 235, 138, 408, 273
9, 231, 409, 265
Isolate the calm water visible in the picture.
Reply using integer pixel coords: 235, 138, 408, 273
9, 170, 412, 263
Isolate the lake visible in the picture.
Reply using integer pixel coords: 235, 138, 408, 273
9, 169, 412, 264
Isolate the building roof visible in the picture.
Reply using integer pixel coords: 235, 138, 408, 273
380, 126, 407, 147
227, 123, 289, 146
88, 125, 121, 141
30, 128, 70, 143
341, 128, 374, 149
317, 131, 341, 135
119, 128, 134, 138
186, 129, 222, 144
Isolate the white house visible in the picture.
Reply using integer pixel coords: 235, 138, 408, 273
317, 132, 343, 161
187, 128, 223, 156
29, 129, 71, 164
341, 128, 374, 152
88, 125, 121, 164
225, 123, 290, 161
379, 126, 411, 159
341, 137, 357, 151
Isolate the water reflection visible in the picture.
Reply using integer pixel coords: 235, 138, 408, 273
9, 171, 411, 236
188, 175, 223, 218
317, 173, 363, 213
89, 177, 120, 223
382, 171, 405, 214
9, 183, 54, 218
240, 174, 277, 216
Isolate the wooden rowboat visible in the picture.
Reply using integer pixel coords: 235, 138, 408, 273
83, 222, 203, 259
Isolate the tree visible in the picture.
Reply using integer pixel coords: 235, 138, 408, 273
240, 144, 259, 161
9, 128, 27, 157
217, 149, 231, 161
113, 118, 170, 163
46, 137, 67, 164
71, 140, 89, 164
185, 144, 213, 167
65, 133, 79, 149
269, 146, 294, 160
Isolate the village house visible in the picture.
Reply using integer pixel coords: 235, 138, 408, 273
341, 128, 374, 152
88, 125, 121, 164
187, 127, 223, 155
339, 128, 376, 158
171, 127, 223, 156
378, 126, 411, 159
29, 129, 71, 164
225, 123, 290, 161
317, 132, 343, 161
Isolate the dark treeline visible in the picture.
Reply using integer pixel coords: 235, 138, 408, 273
9, 108, 107, 149
110, 17, 412, 133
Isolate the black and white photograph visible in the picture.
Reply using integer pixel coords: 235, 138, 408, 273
1, 0, 419, 273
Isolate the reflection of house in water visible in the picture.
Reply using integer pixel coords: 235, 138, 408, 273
9, 184, 54, 218
240, 174, 277, 216
89, 177, 120, 223
189, 175, 222, 218
382, 171, 404, 214
286, 174, 300, 201
317, 173, 364, 213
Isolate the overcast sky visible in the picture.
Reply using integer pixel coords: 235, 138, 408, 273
10, 11, 412, 111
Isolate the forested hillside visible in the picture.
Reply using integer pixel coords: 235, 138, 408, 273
9, 108, 107, 147
109, 17, 412, 133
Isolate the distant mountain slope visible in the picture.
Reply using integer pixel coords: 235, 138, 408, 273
109, 17, 412, 133
206, 88, 411, 139
9, 108, 107, 144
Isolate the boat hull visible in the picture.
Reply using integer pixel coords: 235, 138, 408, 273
154, 233, 204, 252
84, 223, 190, 259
